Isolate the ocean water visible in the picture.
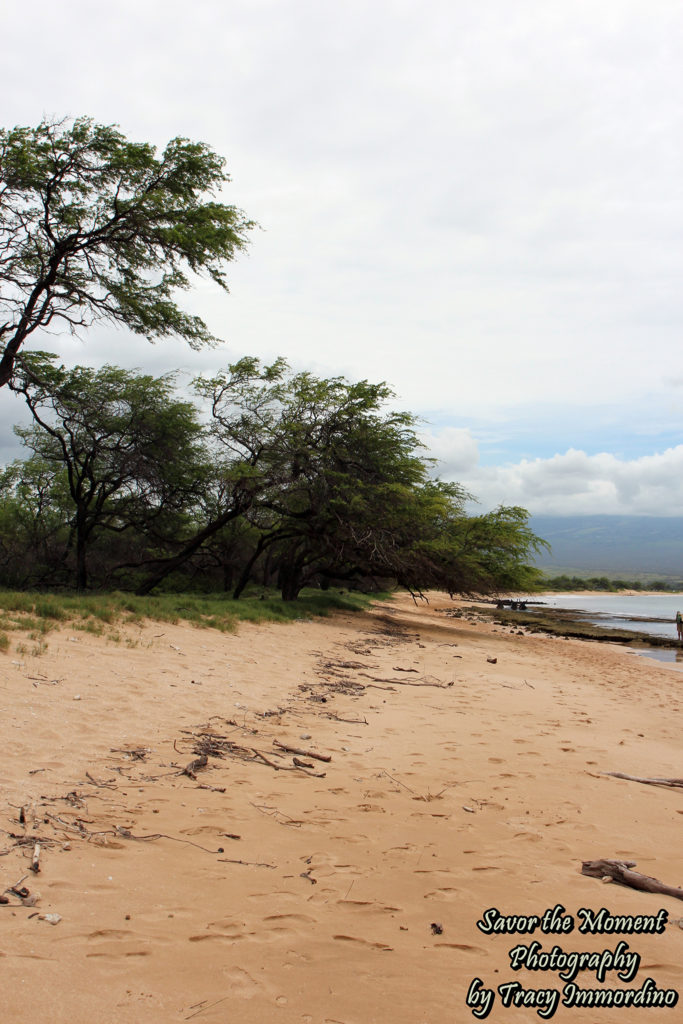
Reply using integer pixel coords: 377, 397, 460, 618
532, 593, 683, 641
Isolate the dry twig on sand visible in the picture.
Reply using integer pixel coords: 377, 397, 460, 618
360, 673, 453, 688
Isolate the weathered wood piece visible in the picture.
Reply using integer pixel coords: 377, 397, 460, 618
603, 771, 683, 789
273, 740, 332, 763
581, 859, 683, 901
359, 673, 453, 688
30, 842, 41, 873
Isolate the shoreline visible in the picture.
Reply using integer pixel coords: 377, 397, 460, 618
1, 593, 681, 1023
467, 593, 683, 651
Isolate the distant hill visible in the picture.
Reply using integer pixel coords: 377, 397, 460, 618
529, 515, 683, 578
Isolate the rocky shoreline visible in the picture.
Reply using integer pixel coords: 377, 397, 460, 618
443, 602, 681, 649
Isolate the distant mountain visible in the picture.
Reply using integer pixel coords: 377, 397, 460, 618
529, 515, 683, 577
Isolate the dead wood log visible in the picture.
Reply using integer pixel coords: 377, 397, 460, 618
603, 771, 683, 789
581, 859, 683, 901
273, 740, 332, 763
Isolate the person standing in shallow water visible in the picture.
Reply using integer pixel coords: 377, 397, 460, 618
676, 610, 683, 642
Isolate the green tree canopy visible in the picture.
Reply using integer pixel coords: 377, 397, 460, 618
10, 353, 206, 589
196, 359, 546, 600
0, 117, 253, 386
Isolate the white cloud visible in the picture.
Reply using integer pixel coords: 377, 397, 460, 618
430, 442, 683, 516
421, 427, 480, 475
1, 0, 682, 501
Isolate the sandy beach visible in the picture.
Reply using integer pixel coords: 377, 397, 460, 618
1, 593, 682, 1023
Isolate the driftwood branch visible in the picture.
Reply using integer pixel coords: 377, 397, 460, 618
359, 673, 453, 688
273, 740, 332, 763
603, 771, 683, 790
251, 749, 284, 770
251, 749, 326, 777
322, 713, 368, 724
581, 859, 683, 901
217, 857, 276, 869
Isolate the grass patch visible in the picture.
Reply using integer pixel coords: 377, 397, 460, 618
0, 588, 387, 637
0, 632, 9, 652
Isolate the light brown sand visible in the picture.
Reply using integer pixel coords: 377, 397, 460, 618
1, 594, 681, 1023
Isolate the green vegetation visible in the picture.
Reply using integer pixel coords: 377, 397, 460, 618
0, 116, 546, 604
540, 575, 683, 592
0, 354, 546, 600
0, 587, 385, 645
0, 117, 253, 387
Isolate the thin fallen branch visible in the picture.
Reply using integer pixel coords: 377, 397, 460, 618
273, 740, 332, 763
380, 769, 416, 795
359, 673, 453, 688
251, 748, 285, 770
322, 713, 368, 725
581, 859, 683, 901
603, 771, 683, 790
184, 996, 230, 1021
251, 749, 326, 779
217, 857, 276, 869
248, 802, 301, 827
85, 771, 117, 790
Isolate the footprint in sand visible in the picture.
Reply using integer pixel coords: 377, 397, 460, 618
434, 942, 485, 953
423, 887, 460, 901
179, 825, 225, 836
333, 935, 393, 951
87, 929, 132, 940
337, 900, 402, 913
262, 913, 317, 936
220, 966, 261, 996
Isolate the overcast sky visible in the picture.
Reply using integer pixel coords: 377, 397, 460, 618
2, 0, 682, 515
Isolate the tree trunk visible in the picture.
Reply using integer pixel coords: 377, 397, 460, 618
222, 564, 233, 592
279, 561, 303, 601
75, 508, 88, 591
136, 504, 247, 595
232, 535, 268, 600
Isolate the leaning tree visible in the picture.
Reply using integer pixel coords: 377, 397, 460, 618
0, 117, 253, 386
